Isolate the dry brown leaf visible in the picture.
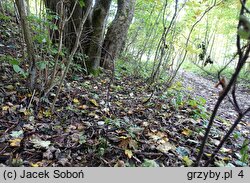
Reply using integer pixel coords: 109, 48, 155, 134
118, 137, 131, 149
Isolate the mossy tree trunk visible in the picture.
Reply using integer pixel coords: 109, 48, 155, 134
101, 0, 136, 69
85, 0, 112, 74
15, 0, 37, 90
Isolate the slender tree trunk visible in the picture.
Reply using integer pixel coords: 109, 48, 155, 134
66, 0, 93, 50
44, 0, 93, 66
44, 0, 60, 43
44, 0, 59, 13
15, 0, 37, 90
101, 0, 136, 69
51, 1, 92, 112
0, 0, 5, 15
85, 0, 112, 74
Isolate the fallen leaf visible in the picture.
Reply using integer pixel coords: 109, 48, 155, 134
118, 137, 131, 149
89, 99, 99, 107
30, 163, 39, 167
214, 160, 226, 167
234, 160, 248, 167
156, 142, 176, 153
97, 121, 105, 126
58, 158, 69, 166
73, 98, 80, 104
176, 147, 190, 157
127, 110, 133, 115
183, 156, 193, 166
5, 85, 14, 90
141, 159, 159, 167
10, 130, 23, 138
220, 147, 232, 153
23, 124, 34, 131
43, 110, 52, 118
149, 131, 168, 141
225, 163, 235, 167
125, 149, 133, 159
31, 138, 51, 149
19, 107, 27, 113
2, 106, 9, 111
9, 138, 21, 147
223, 157, 230, 161
78, 105, 88, 109
211, 139, 220, 146
182, 128, 192, 136
114, 160, 125, 167
129, 139, 138, 150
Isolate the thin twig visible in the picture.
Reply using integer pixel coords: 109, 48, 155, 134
204, 107, 250, 166
240, 0, 250, 14
195, 1, 250, 166
27, 89, 36, 109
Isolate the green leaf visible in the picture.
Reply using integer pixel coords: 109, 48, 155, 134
9, 59, 19, 65
31, 138, 51, 149
141, 159, 159, 167
183, 156, 193, 166
13, 65, 24, 74
78, 0, 85, 7
37, 61, 47, 70
240, 139, 249, 163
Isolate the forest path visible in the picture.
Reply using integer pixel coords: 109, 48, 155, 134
178, 70, 250, 123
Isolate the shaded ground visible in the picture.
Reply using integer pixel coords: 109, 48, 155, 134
0, 68, 249, 167
0, 16, 249, 167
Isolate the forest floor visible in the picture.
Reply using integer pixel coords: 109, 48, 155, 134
0, 16, 249, 167
0, 67, 249, 167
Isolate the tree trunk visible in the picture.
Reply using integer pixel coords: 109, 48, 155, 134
44, 0, 58, 10
101, 0, 136, 69
44, 0, 60, 43
44, 0, 93, 55
0, 0, 5, 15
15, 0, 37, 90
85, 0, 112, 74
66, 0, 93, 50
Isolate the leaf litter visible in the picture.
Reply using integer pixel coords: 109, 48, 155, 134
0, 17, 249, 167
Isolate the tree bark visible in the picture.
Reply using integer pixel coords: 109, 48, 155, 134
44, 0, 93, 54
101, 0, 136, 69
15, 0, 37, 90
44, 0, 61, 43
0, 1, 5, 15
85, 0, 112, 74
66, 0, 93, 49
